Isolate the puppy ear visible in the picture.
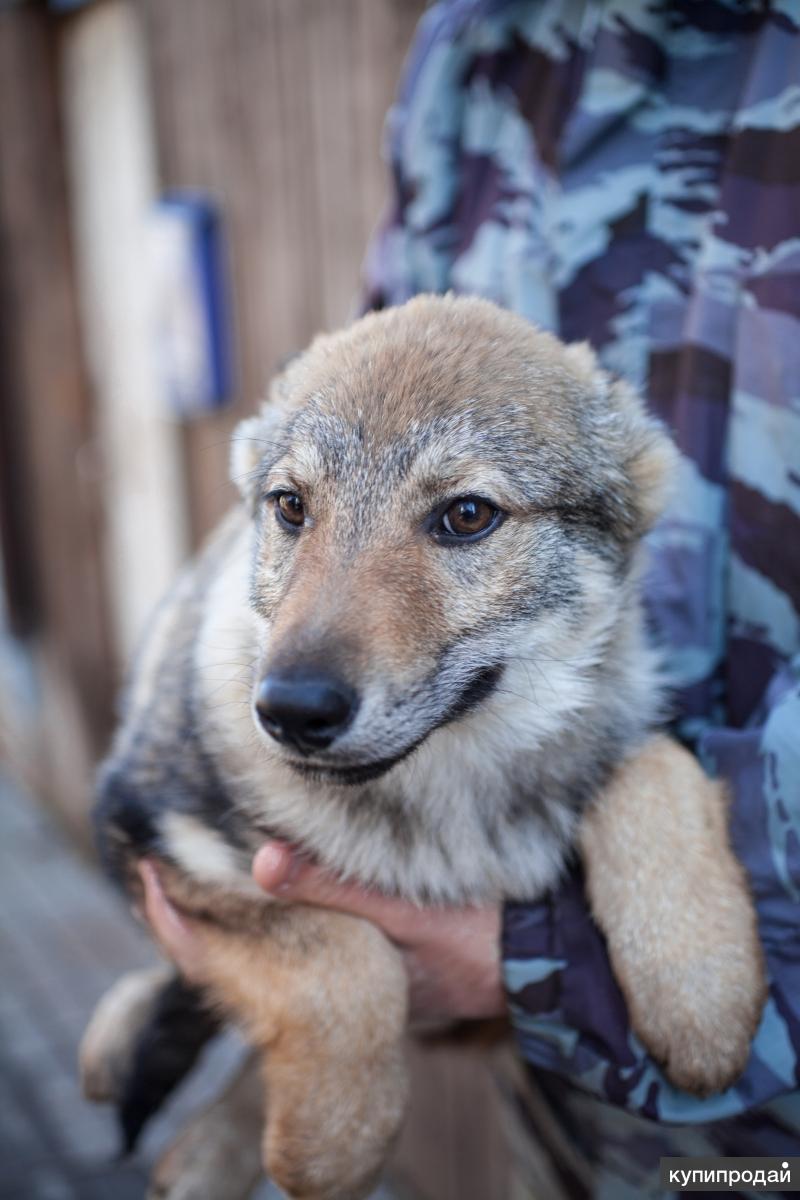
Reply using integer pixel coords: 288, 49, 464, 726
231, 351, 309, 504
623, 403, 678, 535
229, 403, 286, 506
230, 413, 265, 496
610, 375, 678, 535
564, 342, 677, 538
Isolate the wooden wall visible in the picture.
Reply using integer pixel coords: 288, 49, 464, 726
140, 0, 425, 543
62, 0, 191, 666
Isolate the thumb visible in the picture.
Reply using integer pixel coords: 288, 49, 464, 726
252, 841, 424, 940
138, 861, 212, 981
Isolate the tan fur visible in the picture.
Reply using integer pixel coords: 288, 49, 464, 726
580, 737, 767, 1094
264, 539, 445, 680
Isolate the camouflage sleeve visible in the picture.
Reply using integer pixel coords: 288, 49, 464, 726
502, 655, 800, 1123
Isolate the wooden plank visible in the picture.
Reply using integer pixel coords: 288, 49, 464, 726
60, 1, 190, 663
0, 310, 41, 640
0, 4, 115, 777
306, 0, 364, 325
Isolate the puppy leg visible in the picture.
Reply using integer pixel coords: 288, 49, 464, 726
80, 964, 173, 1103
184, 906, 409, 1200
148, 1050, 264, 1200
579, 735, 766, 1095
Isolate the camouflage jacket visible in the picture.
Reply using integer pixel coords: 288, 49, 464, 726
363, 0, 800, 1186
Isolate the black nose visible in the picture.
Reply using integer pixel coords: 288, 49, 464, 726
255, 670, 358, 753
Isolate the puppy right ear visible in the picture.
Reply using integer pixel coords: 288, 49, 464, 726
230, 413, 266, 500
229, 403, 285, 506
231, 351, 307, 505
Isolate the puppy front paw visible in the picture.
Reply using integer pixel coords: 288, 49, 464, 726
624, 941, 766, 1096
263, 1042, 409, 1200
580, 736, 768, 1099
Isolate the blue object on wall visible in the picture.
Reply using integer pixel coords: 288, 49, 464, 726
48, 0, 96, 11
149, 194, 233, 418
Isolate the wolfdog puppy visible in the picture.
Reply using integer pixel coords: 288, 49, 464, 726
81, 296, 765, 1200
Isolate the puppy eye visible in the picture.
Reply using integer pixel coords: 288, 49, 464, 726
435, 496, 501, 544
271, 491, 305, 530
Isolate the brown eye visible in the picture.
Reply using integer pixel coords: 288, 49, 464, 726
275, 492, 305, 529
439, 496, 500, 542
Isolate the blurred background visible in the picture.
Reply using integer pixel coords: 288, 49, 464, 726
0, 1, 514, 1197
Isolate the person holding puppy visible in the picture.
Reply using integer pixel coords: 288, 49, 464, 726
142, 2, 800, 1195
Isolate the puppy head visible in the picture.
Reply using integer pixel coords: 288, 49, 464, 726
231, 295, 675, 783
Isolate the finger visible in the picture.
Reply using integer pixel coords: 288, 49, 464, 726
252, 843, 426, 942
139, 861, 206, 977
249, 841, 300, 892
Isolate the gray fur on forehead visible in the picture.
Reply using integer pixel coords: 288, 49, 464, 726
288, 401, 516, 465
278, 401, 583, 513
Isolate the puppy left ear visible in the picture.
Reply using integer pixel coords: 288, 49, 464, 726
623, 407, 678, 535
564, 342, 677, 538
610, 376, 678, 535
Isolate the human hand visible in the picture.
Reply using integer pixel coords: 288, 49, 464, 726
252, 843, 505, 1022
138, 849, 505, 1022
